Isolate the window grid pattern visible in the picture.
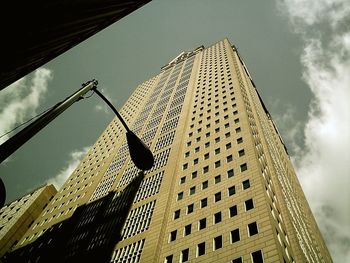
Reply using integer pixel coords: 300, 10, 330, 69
111, 239, 145, 263
122, 200, 156, 239
134, 171, 164, 203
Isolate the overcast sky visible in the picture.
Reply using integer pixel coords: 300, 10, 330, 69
0, 0, 349, 261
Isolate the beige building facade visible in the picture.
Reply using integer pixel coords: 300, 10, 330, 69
0, 184, 56, 258
16, 39, 331, 262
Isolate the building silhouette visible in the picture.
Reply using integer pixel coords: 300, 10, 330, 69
7, 38, 332, 262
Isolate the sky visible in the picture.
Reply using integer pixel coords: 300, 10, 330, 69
0, 0, 349, 261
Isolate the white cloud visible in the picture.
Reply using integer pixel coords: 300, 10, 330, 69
47, 147, 90, 190
277, 0, 350, 261
0, 68, 53, 144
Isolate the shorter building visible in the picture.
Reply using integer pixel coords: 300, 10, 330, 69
0, 184, 57, 258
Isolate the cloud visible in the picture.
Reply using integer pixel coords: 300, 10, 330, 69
276, 0, 350, 261
0, 68, 53, 145
46, 147, 90, 190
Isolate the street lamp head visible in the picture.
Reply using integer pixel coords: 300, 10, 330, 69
126, 131, 154, 171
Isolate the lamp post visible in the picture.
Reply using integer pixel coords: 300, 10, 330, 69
0, 80, 154, 207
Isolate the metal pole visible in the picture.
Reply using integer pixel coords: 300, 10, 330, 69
0, 80, 98, 164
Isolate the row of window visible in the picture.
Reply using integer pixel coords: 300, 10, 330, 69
173, 198, 254, 220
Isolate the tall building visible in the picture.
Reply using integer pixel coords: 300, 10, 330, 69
11, 38, 331, 262
0, 184, 56, 258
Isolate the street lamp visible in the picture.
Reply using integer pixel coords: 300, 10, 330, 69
0, 80, 154, 207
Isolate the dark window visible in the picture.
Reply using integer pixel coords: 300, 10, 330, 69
204, 153, 209, 160
214, 175, 221, 184
238, 149, 245, 157
234, 118, 239, 124
187, 204, 194, 214
180, 177, 186, 184
215, 137, 220, 143
197, 242, 205, 256
215, 148, 220, 155
235, 127, 241, 133
228, 186, 236, 196
215, 160, 221, 168
251, 250, 264, 263
170, 230, 177, 241
205, 142, 210, 148
199, 218, 207, 230
177, 192, 184, 201
181, 248, 189, 262
193, 158, 199, 165
231, 228, 240, 243
227, 169, 234, 178
203, 166, 209, 173
225, 132, 231, 138
214, 235, 223, 250
192, 171, 198, 179
240, 163, 248, 172
165, 255, 173, 263
201, 198, 208, 208
237, 137, 243, 144
174, 209, 180, 219
214, 212, 222, 224
248, 222, 258, 236
232, 257, 242, 263
183, 163, 188, 170
229, 205, 238, 217
227, 155, 233, 162
189, 186, 196, 195
184, 224, 192, 236
202, 180, 208, 189
243, 179, 250, 190
185, 151, 190, 157
214, 192, 222, 202
245, 199, 254, 211
226, 143, 232, 150
195, 147, 200, 152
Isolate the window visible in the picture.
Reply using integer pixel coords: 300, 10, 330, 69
214, 212, 222, 224
204, 153, 209, 160
215, 160, 221, 168
215, 148, 220, 155
195, 147, 200, 152
170, 230, 177, 242
199, 218, 206, 230
201, 198, 208, 208
203, 166, 209, 173
202, 180, 208, 189
235, 127, 241, 133
228, 186, 236, 196
191, 171, 197, 179
245, 199, 254, 211
231, 228, 240, 243
184, 224, 192, 236
238, 149, 245, 157
197, 242, 205, 257
214, 175, 221, 184
229, 205, 238, 217
240, 163, 248, 172
225, 123, 230, 128
187, 204, 194, 214
215, 127, 220, 133
189, 186, 196, 195
243, 179, 250, 190
206, 132, 210, 138
180, 177, 186, 184
248, 222, 258, 236
193, 158, 199, 165
234, 118, 239, 124
214, 192, 222, 202
215, 137, 220, 143
227, 169, 234, 178
185, 151, 190, 157
196, 137, 201, 142
237, 137, 243, 144
214, 235, 223, 250
232, 257, 243, 263
183, 163, 188, 170
225, 132, 231, 138
187, 141, 192, 146
226, 143, 232, 149
205, 142, 210, 148
251, 250, 264, 263
181, 248, 189, 262
174, 209, 180, 220
177, 192, 184, 201
165, 255, 173, 263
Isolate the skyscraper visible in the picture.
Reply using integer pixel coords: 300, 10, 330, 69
12, 38, 331, 262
